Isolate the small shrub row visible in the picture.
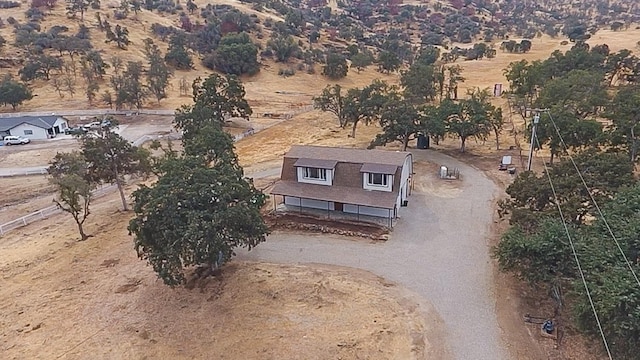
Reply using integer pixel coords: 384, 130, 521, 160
151, 23, 179, 41
278, 68, 295, 77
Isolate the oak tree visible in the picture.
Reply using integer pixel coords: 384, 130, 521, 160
129, 77, 268, 286
48, 152, 94, 240
106, 24, 131, 49
0, 75, 33, 109
369, 96, 421, 151
322, 52, 348, 79
80, 120, 150, 211
313, 84, 347, 127
208, 32, 259, 75
175, 73, 252, 133
606, 85, 640, 161
143, 38, 173, 103
165, 33, 193, 70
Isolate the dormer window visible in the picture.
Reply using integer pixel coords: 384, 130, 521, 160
367, 173, 388, 186
303, 167, 327, 181
294, 158, 336, 186
361, 163, 396, 192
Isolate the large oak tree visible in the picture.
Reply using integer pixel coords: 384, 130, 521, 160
129, 74, 268, 286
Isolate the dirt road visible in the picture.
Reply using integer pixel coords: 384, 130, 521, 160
239, 149, 507, 360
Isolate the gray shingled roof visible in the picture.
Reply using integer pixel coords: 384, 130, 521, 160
293, 158, 338, 169
285, 145, 410, 166
360, 163, 398, 175
0, 116, 62, 132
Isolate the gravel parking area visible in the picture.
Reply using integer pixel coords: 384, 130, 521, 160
238, 149, 506, 360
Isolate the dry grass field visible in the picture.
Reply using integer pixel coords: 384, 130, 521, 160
2, 1, 640, 357
0, 184, 448, 360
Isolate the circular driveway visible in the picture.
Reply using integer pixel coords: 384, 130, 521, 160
238, 149, 507, 360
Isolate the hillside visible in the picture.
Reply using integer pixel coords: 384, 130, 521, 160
0, 0, 638, 116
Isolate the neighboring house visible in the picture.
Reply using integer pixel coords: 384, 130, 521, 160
271, 145, 413, 226
0, 116, 69, 140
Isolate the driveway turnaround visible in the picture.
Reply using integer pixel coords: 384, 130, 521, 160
238, 149, 507, 360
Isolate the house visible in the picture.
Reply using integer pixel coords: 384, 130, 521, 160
0, 116, 69, 140
270, 145, 413, 226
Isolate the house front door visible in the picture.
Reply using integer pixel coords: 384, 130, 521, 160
334, 202, 343, 212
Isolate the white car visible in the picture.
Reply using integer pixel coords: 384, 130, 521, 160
3, 135, 30, 145
82, 121, 101, 130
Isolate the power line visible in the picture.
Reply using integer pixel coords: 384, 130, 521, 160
543, 110, 640, 290
533, 132, 613, 360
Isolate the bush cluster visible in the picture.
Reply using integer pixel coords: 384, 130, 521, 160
0, 0, 20, 9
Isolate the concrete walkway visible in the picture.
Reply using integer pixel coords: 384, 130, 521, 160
238, 149, 507, 360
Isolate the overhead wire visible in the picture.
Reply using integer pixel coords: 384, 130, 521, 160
532, 131, 613, 360
543, 110, 640, 289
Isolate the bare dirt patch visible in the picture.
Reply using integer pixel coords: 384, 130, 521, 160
412, 160, 463, 198
0, 176, 54, 207
235, 110, 380, 167
0, 180, 58, 225
265, 213, 390, 240
0, 139, 79, 168
0, 188, 440, 360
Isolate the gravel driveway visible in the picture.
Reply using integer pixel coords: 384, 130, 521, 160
238, 149, 507, 360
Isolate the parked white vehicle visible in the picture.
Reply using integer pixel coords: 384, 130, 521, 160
3, 135, 30, 145
82, 121, 101, 130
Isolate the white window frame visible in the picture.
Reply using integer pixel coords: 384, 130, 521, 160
363, 172, 392, 192
297, 166, 332, 185
23, 129, 33, 135
367, 173, 388, 186
302, 167, 327, 181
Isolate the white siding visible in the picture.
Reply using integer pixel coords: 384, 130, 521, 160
397, 155, 413, 208
296, 167, 333, 186
52, 117, 68, 133
343, 204, 391, 218
10, 124, 48, 140
362, 173, 393, 192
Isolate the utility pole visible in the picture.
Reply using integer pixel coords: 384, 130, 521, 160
527, 112, 541, 172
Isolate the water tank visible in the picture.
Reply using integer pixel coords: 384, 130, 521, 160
440, 166, 448, 179
417, 134, 430, 149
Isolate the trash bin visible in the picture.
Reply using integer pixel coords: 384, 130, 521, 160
417, 134, 429, 149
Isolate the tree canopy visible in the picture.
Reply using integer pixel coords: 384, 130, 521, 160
0, 75, 33, 109
207, 32, 259, 75
129, 74, 268, 286
496, 180, 640, 359
48, 151, 94, 241
175, 74, 252, 135
322, 52, 348, 79
81, 120, 150, 211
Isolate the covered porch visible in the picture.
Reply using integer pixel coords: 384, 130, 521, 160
270, 181, 398, 228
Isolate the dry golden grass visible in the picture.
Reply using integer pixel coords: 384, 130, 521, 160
2, 7, 640, 358
0, 184, 448, 360
0, 0, 399, 115
458, 28, 640, 95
